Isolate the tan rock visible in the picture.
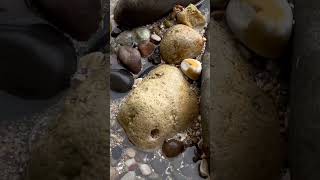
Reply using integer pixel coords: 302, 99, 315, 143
160, 24, 204, 64
117, 64, 199, 150
177, 4, 206, 28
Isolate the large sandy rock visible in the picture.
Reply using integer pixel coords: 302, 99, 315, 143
26, 52, 109, 180
160, 24, 204, 64
117, 64, 199, 151
210, 19, 283, 180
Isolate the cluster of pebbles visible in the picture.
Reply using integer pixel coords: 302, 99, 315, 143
110, 1, 210, 179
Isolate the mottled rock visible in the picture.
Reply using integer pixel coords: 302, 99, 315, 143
117, 46, 142, 74
163, 19, 174, 28
177, 4, 206, 28
180, 59, 202, 80
138, 41, 156, 57
114, 0, 201, 28
160, 24, 204, 64
226, 0, 293, 58
110, 69, 134, 93
162, 139, 185, 158
117, 65, 199, 150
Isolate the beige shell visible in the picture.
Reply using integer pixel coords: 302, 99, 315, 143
117, 64, 199, 150
160, 24, 204, 64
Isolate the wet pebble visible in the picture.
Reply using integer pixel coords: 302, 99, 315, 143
162, 139, 185, 158
134, 27, 151, 43
116, 31, 135, 46
121, 171, 136, 180
138, 41, 156, 57
117, 46, 142, 74
148, 47, 161, 65
150, 34, 162, 45
199, 159, 209, 178
112, 145, 123, 160
125, 158, 137, 168
110, 69, 134, 93
111, 27, 123, 38
139, 164, 152, 176
125, 148, 136, 158
128, 163, 139, 171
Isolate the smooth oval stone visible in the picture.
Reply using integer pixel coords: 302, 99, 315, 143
117, 46, 142, 74
114, 0, 201, 28
116, 31, 135, 46
160, 24, 204, 64
162, 139, 185, 158
138, 41, 156, 58
110, 69, 134, 93
32, 0, 101, 41
134, 27, 151, 43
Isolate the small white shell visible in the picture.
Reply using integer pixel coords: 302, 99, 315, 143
180, 59, 202, 80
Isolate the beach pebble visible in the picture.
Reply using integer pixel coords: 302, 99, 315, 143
117, 46, 142, 74
180, 59, 202, 80
160, 24, 204, 64
112, 145, 123, 160
162, 139, 185, 158
134, 28, 151, 43
125, 158, 137, 168
138, 41, 156, 57
148, 47, 161, 65
116, 31, 135, 46
150, 34, 162, 44
139, 164, 152, 176
121, 171, 136, 180
177, 4, 206, 28
199, 159, 209, 178
126, 148, 136, 158
110, 69, 134, 93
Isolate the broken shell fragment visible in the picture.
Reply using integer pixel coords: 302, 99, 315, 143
180, 59, 202, 80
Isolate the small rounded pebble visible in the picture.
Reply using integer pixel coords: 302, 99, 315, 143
150, 34, 162, 44
134, 27, 151, 43
199, 159, 209, 178
110, 69, 134, 93
121, 171, 136, 180
117, 46, 142, 74
126, 148, 136, 158
116, 31, 135, 46
162, 139, 185, 158
163, 19, 174, 28
112, 145, 123, 160
111, 27, 123, 37
180, 59, 202, 80
139, 164, 152, 176
125, 158, 136, 168
128, 163, 139, 171
138, 41, 156, 57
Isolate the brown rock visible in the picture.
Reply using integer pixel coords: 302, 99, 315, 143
138, 41, 156, 58
162, 139, 185, 158
117, 46, 142, 74
177, 4, 206, 28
